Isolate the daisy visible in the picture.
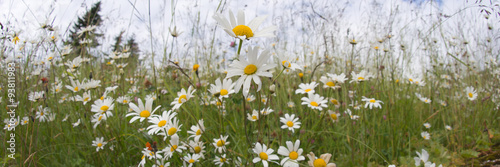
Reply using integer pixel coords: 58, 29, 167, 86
276, 51, 302, 71
328, 73, 348, 84
91, 114, 105, 129
146, 110, 177, 135
214, 154, 230, 167
415, 93, 431, 104
421, 131, 430, 140
35, 106, 50, 122
465, 86, 478, 101
423, 122, 431, 129
226, 46, 276, 97
64, 56, 83, 70
307, 152, 336, 167
345, 109, 360, 120
92, 137, 107, 152
187, 119, 205, 141
212, 135, 230, 153
171, 86, 196, 110
287, 101, 295, 108
277, 140, 305, 167
414, 149, 430, 167
209, 78, 235, 99
83, 79, 101, 90
212, 9, 277, 40
21, 116, 29, 125
247, 110, 260, 122
350, 70, 373, 83
116, 96, 130, 104
328, 110, 340, 123
65, 78, 83, 92
105, 85, 119, 93
74, 91, 91, 105
252, 142, 279, 167
361, 96, 383, 109
445, 125, 452, 130
329, 98, 340, 108
301, 93, 328, 111
295, 82, 319, 94
187, 139, 206, 156
280, 114, 301, 133
72, 119, 81, 127
159, 117, 182, 138
246, 94, 256, 102
320, 76, 340, 90
260, 107, 274, 115
183, 153, 201, 167
90, 97, 114, 119
164, 134, 187, 158
127, 97, 161, 123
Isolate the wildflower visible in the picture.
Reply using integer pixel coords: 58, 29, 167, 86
445, 125, 452, 130
345, 109, 360, 120
187, 119, 205, 141
295, 82, 319, 94
127, 97, 161, 123
171, 86, 196, 110
247, 110, 260, 121
212, 10, 277, 40
246, 94, 256, 102
328, 110, 340, 123
72, 119, 81, 127
277, 140, 305, 167
280, 114, 301, 133
183, 153, 201, 167
226, 46, 275, 97
214, 154, 230, 167
306, 152, 336, 167
65, 78, 83, 92
252, 142, 279, 167
465, 86, 478, 101
187, 139, 205, 156
350, 70, 373, 83
361, 96, 383, 109
301, 93, 328, 111
146, 110, 176, 135
320, 76, 340, 90
116, 96, 131, 104
75, 91, 92, 105
414, 149, 430, 166
92, 137, 107, 152
209, 78, 235, 99
423, 123, 431, 129
287, 101, 295, 108
91, 97, 115, 119
421, 131, 430, 140
36, 106, 50, 122
328, 73, 348, 84
213, 135, 230, 153
415, 93, 431, 104
164, 134, 186, 158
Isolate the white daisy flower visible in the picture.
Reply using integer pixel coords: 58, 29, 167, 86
21, 116, 29, 125
92, 137, 107, 152
445, 125, 452, 130
90, 97, 114, 120
328, 73, 348, 84
252, 142, 279, 167
35, 106, 50, 122
74, 90, 91, 105
116, 96, 131, 104
415, 93, 431, 104
226, 46, 276, 97
247, 110, 260, 122
212, 9, 277, 40
423, 122, 431, 129
328, 110, 340, 123
414, 149, 430, 166
164, 134, 187, 158
421, 131, 430, 140
214, 154, 230, 167
301, 93, 328, 111
306, 152, 336, 167
171, 86, 196, 110
320, 76, 340, 90
187, 119, 205, 141
212, 135, 230, 153
465, 86, 478, 101
72, 119, 81, 127
277, 140, 305, 167
345, 108, 360, 120
209, 78, 235, 99
146, 110, 176, 135
295, 82, 319, 94
127, 97, 161, 123
246, 94, 256, 102
280, 114, 301, 133
350, 70, 373, 83
275, 51, 302, 71
183, 153, 201, 167
361, 96, 383, 109
65, 78, 83, 92
159, 117, 182, 138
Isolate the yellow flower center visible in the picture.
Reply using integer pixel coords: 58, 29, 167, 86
409, 78, 413, 82
158, 120, 167, 127
193, 64, 200, 71
286, 121, 294, 127
357, 77, 365, 80
140, 110, 151, 117
313, 159, 327, 167
196, 129, 201, 135
220, 89, 228, 96
330, 113, 338, 120
48, 57, 53, 60
232, 25, 254, 38
74, 86, 79, 91
84, 97, 89, 102
247, 98, 252, 101
194, 146, 202, 153
100, 96, 104, 100
244, 64, 258, 75
123, 100, 128, 103
178, 95, 187, 103
299, 73, 304, 77
220, 158, 227, 162
216, 140, 225, 147
259, 152, 268, 160
369, 99, 376, 103
98, 116, 103, 121
100, 105, 109, 111
289, 151, 299, 160
167, 127, 177, 136
188, 159, 195, 163
305, 89, 312, 92
252, 115, 258, 120
326, 81, 335, 87
468, 92, 473, 98
331, 99, 339, 105
282, 61, 291, 68
424, 99, 428, 103
55, 88, 60, 92
97, 143, 102, 147
170, 145, 178, 152
310, 101, 319, 107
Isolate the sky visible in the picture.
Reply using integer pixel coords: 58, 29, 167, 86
1, 0, 498, 73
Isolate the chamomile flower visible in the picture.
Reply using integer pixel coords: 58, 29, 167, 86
183, 153, 201, 167
421, 131, 430, 140
21, 116, 29, 125
465, 86, 478, 101
328, 73, 348, 84
187, 139, 206, 156
91, 97, 115, 119
423, 122, 431, 129
187, 119, 205, 141
301, 93, 328, 111
260, 107, 274, 115
280, 114, 301, 133
65, 78, 83, 92
329, 98, 340, 108
209, 78, 235, 99
247, 110, 260, 121
159, 117, 182, 138
252, 142, 279, 167
91, 114, 105, 129
214, 154, 230, 167
226, 46, 276, 97
328, 110, 340, 123
276, 51, 302, 71
146, 110, 177, 135
213, 135, 230, 153
287, 101, 295, 108
278, 140, 305, 167
307, 152, 336, 167
72, 119, 81, 127
171, 86, 196, 110
164, 134, 187, 158
320, 76, 340, 90
212, 9, 277, 40
92, 137, 107, 152
296, 82, 319, 94
361, 96, 383, 109
127, 97, 161, 123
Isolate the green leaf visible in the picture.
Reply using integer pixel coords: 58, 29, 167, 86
460, 149, 479, 158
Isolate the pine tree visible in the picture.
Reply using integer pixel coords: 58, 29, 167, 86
65, 1, 103, 56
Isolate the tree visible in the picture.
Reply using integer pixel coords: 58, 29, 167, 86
65, 1, 103, 56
